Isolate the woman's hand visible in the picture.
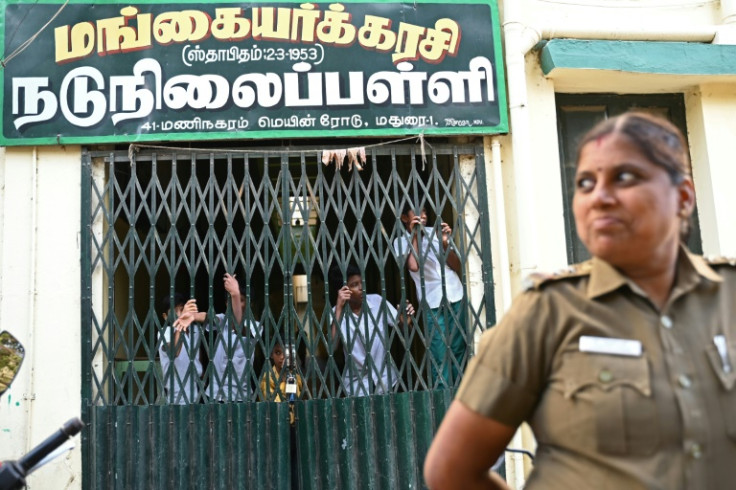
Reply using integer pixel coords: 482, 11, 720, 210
424, 401, 516, 490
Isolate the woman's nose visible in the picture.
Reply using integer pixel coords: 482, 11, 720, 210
590, 182, 616, 206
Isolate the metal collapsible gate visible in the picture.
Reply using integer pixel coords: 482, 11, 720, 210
81, 142, 495, 489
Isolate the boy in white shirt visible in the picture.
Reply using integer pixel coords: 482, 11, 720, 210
158, 293, 202, 404
394, 203, 467, 389
193, 273, 262, 402
329, 264, 414, 397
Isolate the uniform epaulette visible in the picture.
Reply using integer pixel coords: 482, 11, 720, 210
703, 256, 736, 267
522, 261, 593, 291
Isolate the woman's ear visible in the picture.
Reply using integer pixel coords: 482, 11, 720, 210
677, 177, 696, 218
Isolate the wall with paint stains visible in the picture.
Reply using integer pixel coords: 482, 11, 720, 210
0, 146, 83, 488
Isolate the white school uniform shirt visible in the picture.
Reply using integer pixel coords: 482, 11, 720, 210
159, 326, 203, 405
206, 313, 262, 402
393, 228, 463, 308
333, 294, 400, 396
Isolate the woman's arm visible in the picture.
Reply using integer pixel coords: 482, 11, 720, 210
424, 401, 516, 490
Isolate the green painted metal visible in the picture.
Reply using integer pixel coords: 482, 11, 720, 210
80, 149, 93, 490
85, 387, 454, 489
89, 403, 291, 490
294, 391, 453, 490
541, 39, 736, 76
81, 142, 495, 488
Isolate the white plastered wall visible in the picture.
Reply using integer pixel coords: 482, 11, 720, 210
495, 54, 571, 299
685, 84, 736, 257
0, 145, 83, 488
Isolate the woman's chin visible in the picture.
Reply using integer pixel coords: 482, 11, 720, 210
585, 237, 630, 263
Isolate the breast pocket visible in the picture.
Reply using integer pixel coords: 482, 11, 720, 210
559, 351, 657, 455
705, 340, 736, 440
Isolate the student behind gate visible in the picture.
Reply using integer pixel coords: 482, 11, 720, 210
329, 263, 415, 397
260, 332, 304, 403
191, 273, 262, 402
394, 201, 467, 389
158, 292, 202, 404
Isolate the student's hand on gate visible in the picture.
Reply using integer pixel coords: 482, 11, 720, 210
223, 273, 239, 297
441, 222, 453, 247
174, 299, 198, 332
398, 301, 415, 325
408, 215, 423, 233
336, 285, 351, 309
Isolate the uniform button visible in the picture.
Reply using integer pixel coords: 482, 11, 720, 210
678, 374, 692, 389
689, 443, 703, 459
598, 369, 613, 383
661, 315, 673, 329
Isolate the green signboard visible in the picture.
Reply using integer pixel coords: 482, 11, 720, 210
1, 0, 507, 145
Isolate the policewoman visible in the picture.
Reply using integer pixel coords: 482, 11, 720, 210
424, 112, 736, 489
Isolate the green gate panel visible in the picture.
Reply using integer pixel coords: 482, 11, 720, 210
88, 392, 453, 489
90, 403, 291, 490
295, 391, 453, 490
81, 142, 494, 489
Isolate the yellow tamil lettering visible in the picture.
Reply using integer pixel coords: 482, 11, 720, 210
418, 18, 460, 63
251, 7, 292, 41
291, 3, 321, 43
357, 15, 396, 52
54, 22, 95, 63
154, 10, 212, 44
316, 3, 356, 46
97, 7, 152, 56
392, 22, 425, 63
211, 8, 251, 41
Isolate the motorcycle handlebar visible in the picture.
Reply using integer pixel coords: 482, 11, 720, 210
0, 417, 83, 490
18, 418, 84, 474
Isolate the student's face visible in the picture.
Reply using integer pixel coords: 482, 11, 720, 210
162, 304, 185, 321
346, 274, 363, 306
401, 208, 427, 226
271, 345, 285, 370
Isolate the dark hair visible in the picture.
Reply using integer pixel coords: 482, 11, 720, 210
328, 263, 361, 294
158, 292, 187, 317
576, 111, 690, 185
400, 199, 426, 217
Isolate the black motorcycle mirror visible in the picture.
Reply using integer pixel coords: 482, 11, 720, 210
0, 331, 24, 397
0, 330, 83, 490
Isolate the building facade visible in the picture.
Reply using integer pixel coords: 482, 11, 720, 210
1, 0, 735, 488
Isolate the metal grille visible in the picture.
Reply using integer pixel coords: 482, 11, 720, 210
82, 142, 494, 407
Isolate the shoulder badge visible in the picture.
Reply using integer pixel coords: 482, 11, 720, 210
522, 261, 593, 291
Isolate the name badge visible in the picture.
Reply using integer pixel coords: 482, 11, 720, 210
579, 335, 642, 357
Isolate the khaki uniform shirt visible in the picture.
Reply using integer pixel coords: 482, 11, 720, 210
457, 247, 736, 489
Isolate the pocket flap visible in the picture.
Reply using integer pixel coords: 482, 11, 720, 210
559, 352, 651, 399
